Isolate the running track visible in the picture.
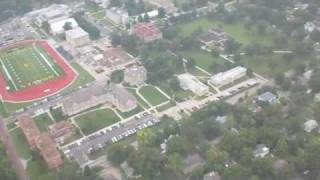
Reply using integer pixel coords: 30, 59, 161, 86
0, 40, 77, 102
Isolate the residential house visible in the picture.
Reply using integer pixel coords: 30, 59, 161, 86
253, 144, 270, 158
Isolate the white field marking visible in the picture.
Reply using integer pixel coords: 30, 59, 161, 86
0, 57, 18, 90
33, 45, 59, 76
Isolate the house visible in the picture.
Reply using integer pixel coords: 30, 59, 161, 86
49, 121, 75, 145
253, 144, 270, 158
210, 66, 247, 87
132, 22, 162, 42
143, 0, 177, 13
65, 27, 90, 48
36, 133, 63, 169
18, 115, 41, 149
198, 28, 229, 51
110, 84, 137, 112
105, 7, 129, 26
48, 17, 79, 35
103, 47, 136, 71
124, 65, 147, 86
303, 120, 318, 133
178, 73, 209, 96
257, 92, 277, 104
203, 171, 221, 180
182, 153, 205, 174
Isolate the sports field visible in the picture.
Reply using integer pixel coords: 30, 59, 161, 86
0, 44, 64, 91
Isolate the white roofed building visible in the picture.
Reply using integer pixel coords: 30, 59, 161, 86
49, 17, 79, 35
177, 73, 209, 96
65, 27, 90, 48
210, 66, 247, 87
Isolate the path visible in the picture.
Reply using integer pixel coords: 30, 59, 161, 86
0, 117, 29, 180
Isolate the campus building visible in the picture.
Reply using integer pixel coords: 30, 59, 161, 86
198, 28, 229, 51
110, 84, 137, 112
124, 65, 147, 86
65, 27, 90, 48
18, 115, 41, 149
49, 17, 79, 35
105, 7, 129, 26
49, 121, 76, 145
143, 0, 177, 13
177, 73, 209, 96
103, 47, 136, 71
36, 133, 64, 169
132, 22, 162, 42
210, 66, 247, 87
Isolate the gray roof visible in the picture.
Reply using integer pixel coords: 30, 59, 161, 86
257, 91, 277, 102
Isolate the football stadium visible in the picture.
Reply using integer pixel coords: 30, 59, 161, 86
0, 40, 77, 102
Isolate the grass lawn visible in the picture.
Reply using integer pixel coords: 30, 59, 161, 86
50, 107, 66, 122
91, 10, 105, 20
127, 88, 150, 108
117, 105, 144, 119
139, 86, 169, 106
156, 101, 176, 112
10, 128, 32, 159
175, 17, 274, 46
0, 46, 63, 91
33, 113, 54, 132
74, 108, 120, 135
178, 49, 224, 73
239, 54, 304, 77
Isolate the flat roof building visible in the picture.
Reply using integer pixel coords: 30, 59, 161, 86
132, 22, 162, 42
110, 84, 137, 112
36, 133, 63, 169
103, 47, 136, 71
18, 116, 41, 149
178, 73, 209, 96
65, 27, 90, 48
210, 66, 247, 87
49, 17, 79, 35
49, 121, 75, 145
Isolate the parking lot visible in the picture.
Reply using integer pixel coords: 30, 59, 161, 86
62, 114, 161, 166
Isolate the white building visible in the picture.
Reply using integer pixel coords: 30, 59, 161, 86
177, 73, 209, 96
65, 28, 90, 48
105, 7, 129, 25
49, 17, 79, 35
304, 120, 318, 133
210, 66, 247, 87
253, 144, 270, 158
124, 65, 147, 86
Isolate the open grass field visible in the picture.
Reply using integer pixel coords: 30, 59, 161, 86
139, 86, 168, 106
117, 105, 144, 119
33, 113, 54, 132
0, 45, 64, 91
175, 17, 274, 46
74, 108, 120, 135
10, 128, 32, 159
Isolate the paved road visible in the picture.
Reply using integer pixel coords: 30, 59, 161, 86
0, 117, 29, 180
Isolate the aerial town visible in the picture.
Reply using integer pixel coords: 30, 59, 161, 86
0, 0, 320, 180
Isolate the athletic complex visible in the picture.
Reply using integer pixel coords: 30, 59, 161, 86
0, 40, 77, 102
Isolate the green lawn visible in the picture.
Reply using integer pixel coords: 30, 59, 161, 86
0, 46, 63, 91
139, 86, 168, 106
74, 108, 120, 135
117, 105, 144, 119
178, 49, 224, 73
33, 113, 54, 132
127, 88, 150, 108
10, 128, 32, 159
50, 107, 66, 122
156, 101, 176, 112
175, 17, 274, 46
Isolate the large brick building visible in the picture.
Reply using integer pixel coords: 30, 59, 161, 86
132, 22, 162, 42
18, 116, 41, 149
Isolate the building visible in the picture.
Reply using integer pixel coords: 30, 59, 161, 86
90, 0, 110, 8
253, 144, 270, 158
132, 22, 162, 42
257, 92, 277, 104
143, 0, 177, 13
61, 81, 111, 116
203, 171, 221, 180
49, 17, 79, 35
103, 47, 136, 71
36, 133, 63, 169
18, 116, 41, 149
178, 73, 209, 96
210, 66, 247, 87
49, 121, 75, 145
105, 7, 129, 25
124, 65, 147, 86
110, 84, 137, 112
65, 27, 90, 48
304, 120, 318, 133
198, 28, 229, 51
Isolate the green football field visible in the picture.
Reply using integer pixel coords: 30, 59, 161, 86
0, 45, 64, 91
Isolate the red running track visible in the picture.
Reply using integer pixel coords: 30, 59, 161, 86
0, 40, 77, 102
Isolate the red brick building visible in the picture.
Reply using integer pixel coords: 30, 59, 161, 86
49, 121, 75, 144
132, 22, 162, 42
18, 116, 41, 149
36, 133, 63, 169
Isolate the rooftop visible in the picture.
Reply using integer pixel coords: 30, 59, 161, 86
65, 27, 89, 39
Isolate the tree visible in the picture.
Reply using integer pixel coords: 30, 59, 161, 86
309, 69, 320, 92
107, 144, 129, 165
41, 21, 51, 33
63, 22, 73, 31
274, 137, 289, 158
167, 153, 183, 172
166, 136, 190, 156
158, 7, 166, 18
110, 33, 122, 47
222, 164, 250, 180
186, 58, 195, 71
143, 13, 150, 22
252, 157, 274, 178
110, 70, 124, 84
225, 38, 241, 53
169, 78, 180, 92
